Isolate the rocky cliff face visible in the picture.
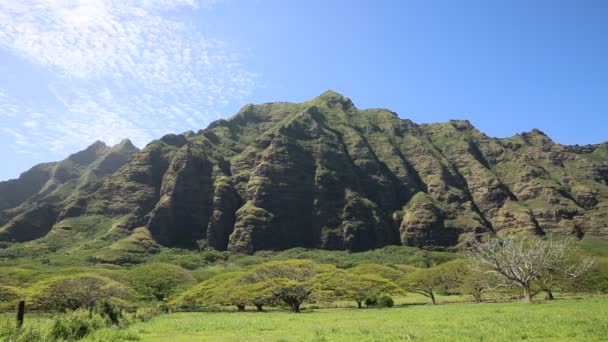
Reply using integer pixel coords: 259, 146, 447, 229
1, 91, 607, 254
0, 140, 138, 236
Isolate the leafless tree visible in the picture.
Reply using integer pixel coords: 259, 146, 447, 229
465, 237, 593, 302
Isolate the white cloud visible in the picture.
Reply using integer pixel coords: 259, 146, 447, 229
0, 0, 256, 155
0, 90, 18, 117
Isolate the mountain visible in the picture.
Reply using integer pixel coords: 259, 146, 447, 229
0, 139, 138, 241
1, 91, 607, 260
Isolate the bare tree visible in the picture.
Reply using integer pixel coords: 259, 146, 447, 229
537, 253, 595, 300
465, 237, 593, 302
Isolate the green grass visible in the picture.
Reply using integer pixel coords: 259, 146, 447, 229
91, 296, 608, 341
578, 236, 608, 257
3, 297, 608, 341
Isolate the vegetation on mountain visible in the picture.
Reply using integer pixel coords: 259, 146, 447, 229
1, 91, 606, 256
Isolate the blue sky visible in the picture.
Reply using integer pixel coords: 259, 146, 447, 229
1, 0, 607, 181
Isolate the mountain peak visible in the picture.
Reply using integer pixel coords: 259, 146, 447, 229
112, 139, 138, 153
90, 140, 109, 149
312, 90, 355, 110
449, 120, 475, 131
316, 89, 350, 101
318, 89, 345, 98
66, 141, 110, 165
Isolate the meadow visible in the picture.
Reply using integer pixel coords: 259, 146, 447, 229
4, 296, 607, 341
1, 238, 607, 341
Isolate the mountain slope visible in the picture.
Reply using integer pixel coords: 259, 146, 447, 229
1, 91, 607, 258
0, 140, 139, 241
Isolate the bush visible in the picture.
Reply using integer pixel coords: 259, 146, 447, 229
364, 289, 380, 307
0, 286, 21, 310
364, 290, 393, 308
364, 295, 378, 307
95, 299, 124, 326
134, 307, 162, 322
377, 294, 394, 308
0, 319, 44, 342
201, 250, 229, 263
50, 309, 105, 341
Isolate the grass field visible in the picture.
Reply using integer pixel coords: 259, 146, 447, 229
5, 296, 591, 341
4, 296, 608, 341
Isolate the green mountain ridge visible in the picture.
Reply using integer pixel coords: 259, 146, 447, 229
0, 139, 139, 241
1, 91, 607, 260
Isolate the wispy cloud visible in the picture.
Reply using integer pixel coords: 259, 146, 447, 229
0, 90, 18, 117
0, 0, 255, 155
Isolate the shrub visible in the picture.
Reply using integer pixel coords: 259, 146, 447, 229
364, 289, 380, 307
377, 294, 394, 308
95, 299, 124, 326
0, 286, 21, 310
33, 276, 111, 312
364, 290, 393, 308
201, 250, 229, 263
134, 307, 162, 322
50, 309, 105, 341
0, 319, 44, 342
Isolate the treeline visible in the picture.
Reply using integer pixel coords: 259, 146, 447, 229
170, 237, 603, 312
1, 238, 608, 316
1, 238, 608, 340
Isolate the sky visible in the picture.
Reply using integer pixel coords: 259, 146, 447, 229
1, 0, 607, 181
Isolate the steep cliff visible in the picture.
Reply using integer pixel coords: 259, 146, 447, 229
1, 91, 607, 254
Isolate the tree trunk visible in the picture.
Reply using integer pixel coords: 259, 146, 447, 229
255, 304, 264, 312
522, 285, 533, 303
236, 304, 245, 312
356, 301, 362, 309
429, 291, 437, 305
291, 302, 301, 313
473, 293, 482, 303
544, 290, 555, 301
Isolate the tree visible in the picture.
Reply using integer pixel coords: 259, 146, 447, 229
44, 277, 107, 312
312, 267, 400, 308
460, 271, 488, 303
213, 274, 276, 311
349, 264, 407, 283
268, 278, 312, 313
130, 263, 195, 301
243, 260, 319, 313
170, 271, 248, 310
466, 237, 594, 302
535, 251, 594, 300
575, 258, 608, 294
401, 260, 465, 305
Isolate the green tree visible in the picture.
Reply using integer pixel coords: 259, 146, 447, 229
313, 267, 400, 308
460, 271, 487, 303
244, 260, 319, 313
575, 258, 608, 294
268, 278, 312, 313
212, 273, 275, 311
401, 260, 465, 305
130, 263, 195, 301
534, 252, 594, 300
170, 271, 248, 310
349, 263, 407, 283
